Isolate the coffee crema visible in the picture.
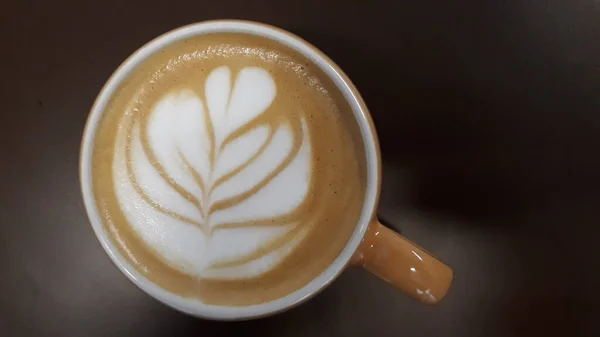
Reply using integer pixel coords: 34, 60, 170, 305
91, 33, 366, 306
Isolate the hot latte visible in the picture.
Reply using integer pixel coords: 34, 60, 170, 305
91, 33, 366, 306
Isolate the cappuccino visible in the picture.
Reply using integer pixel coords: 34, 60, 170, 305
91, 33, 366, 306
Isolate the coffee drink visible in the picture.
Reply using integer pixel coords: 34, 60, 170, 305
91, 33, 366, 306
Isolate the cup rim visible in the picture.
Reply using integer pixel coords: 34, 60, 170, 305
79, 19, 381, 320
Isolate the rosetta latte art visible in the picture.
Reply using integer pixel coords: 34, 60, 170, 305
112, 66, 313, 280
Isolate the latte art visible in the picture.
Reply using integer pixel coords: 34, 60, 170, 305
91, 33, 366, 306
114, 66, 312, 279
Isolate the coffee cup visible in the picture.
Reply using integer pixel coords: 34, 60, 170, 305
80, 20, 453, 320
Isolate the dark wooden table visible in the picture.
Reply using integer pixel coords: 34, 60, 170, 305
2, 1, 599, 336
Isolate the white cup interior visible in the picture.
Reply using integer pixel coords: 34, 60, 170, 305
80, 20, 379, 320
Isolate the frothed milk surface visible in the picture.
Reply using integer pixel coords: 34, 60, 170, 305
92, 33, 366, 306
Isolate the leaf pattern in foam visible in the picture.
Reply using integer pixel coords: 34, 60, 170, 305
211, 125, 271, 184
131, 123, 203, 225
208, 66, 277, 148
210, 121, 311, 227
115, 125, 209, 275
200, 223, 310, 279
119, 66, 312, 278
146, 89, 210, 219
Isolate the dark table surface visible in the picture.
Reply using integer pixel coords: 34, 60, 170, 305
2, 1, 600, 336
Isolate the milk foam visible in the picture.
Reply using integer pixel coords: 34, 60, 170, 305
112, 66, 312, 280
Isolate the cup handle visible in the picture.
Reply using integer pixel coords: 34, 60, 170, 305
352, 219, 453, 305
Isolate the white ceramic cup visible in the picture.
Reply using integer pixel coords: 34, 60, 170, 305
80, 20, 452, 320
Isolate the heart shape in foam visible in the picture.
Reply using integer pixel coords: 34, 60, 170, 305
112, 66, 312, 280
